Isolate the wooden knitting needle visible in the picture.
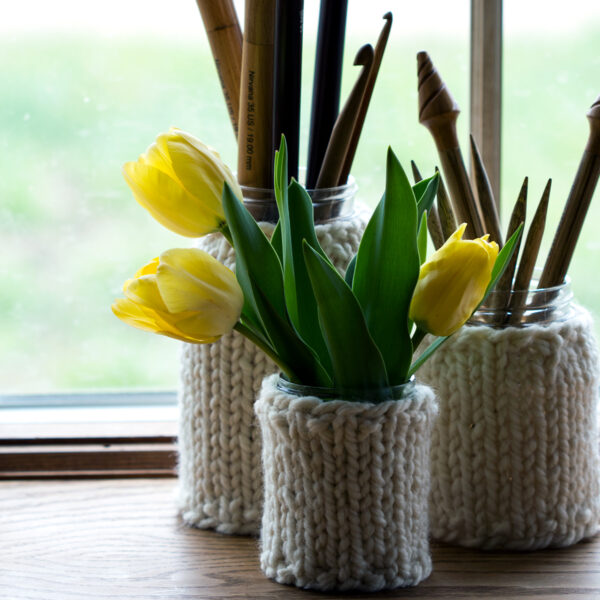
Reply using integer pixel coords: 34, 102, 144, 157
539, 95, 600, 288
435, 166, 458, 240
417, 51, 485, 239
507, 179, 551, 324
237, 0, 276, 189
470, 134, 503, 245
337, 13, 393, 185
196, 0, 242, 137
411, 160, 445, 249
494, 177, 528, 302
316, 44, 374, 189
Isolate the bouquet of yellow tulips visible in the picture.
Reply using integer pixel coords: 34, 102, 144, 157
113, 132, 521, 400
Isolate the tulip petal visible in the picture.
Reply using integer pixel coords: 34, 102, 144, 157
124, 275, 168, 312
409, 223, 499, 336
112, 298, 220, 344
123, 161, 224, 237
158, 134, 227, 217
156, 248, 243, 336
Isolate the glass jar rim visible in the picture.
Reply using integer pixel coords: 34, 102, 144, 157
276, 374, 416, 403
239, 173, 357, 197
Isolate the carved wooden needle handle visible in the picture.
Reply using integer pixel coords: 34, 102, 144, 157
539, 95, 600, 288
417, 51, 485, 239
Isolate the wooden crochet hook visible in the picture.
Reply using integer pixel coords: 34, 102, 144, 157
337, 13, 393, 185
417, 51, 485, 239
539, 95, 600, 288
196, 0, 242, 137
470, 134, 503, 246
316, 44, 374, 189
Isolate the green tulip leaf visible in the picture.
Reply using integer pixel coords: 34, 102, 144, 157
252, 284, 333, 387
270, 220, 283, 262
413, 173, 439, 224
273, 137, 332, 374
303, 241, 389, 394
344, 254, 357, 287
352, 148, 420, 384
221, 182, 286, 333
418, 210, 428, 265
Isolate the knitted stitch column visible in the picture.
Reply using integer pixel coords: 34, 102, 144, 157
256, 374, 437, 592
177, 216, 365, 535
419, 306, 600, 550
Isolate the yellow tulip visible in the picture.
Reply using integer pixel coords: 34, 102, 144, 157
123, 128, 242, 237
409, 223, 499, 336
112, 248, 244, 343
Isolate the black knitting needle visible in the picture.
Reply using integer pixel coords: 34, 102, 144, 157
273, 0, 303, 181
305, 0, 348, 189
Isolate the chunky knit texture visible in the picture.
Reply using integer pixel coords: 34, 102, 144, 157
177, 215, 365, 535
419, 307, 600, 550
256, 374, 437, 592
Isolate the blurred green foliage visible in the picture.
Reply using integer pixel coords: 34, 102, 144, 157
1, 29, 598, 392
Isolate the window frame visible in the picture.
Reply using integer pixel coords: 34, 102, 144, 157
0, 1, 503, 478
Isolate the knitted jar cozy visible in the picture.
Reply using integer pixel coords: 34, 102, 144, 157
256, 374, 437, 592
177, 216, 365, 535
419, 306, 600, 550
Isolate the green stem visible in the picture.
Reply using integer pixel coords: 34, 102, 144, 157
233, 322, 296, 380
219, 223, 234, 247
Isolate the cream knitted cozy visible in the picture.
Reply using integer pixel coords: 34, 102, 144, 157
177, 215, 365, 535
256, 374, 437, 592
419, 306, 600, 550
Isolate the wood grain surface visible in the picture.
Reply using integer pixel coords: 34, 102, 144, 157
1, 479, 599, 599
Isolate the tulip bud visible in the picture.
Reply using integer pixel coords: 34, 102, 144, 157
123, 128, 242, 237
409, 223, 499, 336
112, 248, 244, 343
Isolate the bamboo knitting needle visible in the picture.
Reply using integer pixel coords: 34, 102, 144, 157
435, 167, 458, 240
539, 95, 600, 288
337, 12, 393, 186
196, 0, 243, 137
494, 177, 528, 301
470, 134, 503, 245
411, 160, 445, 250
417, 51, 485, 239
315, 44, 374, 189
507, 179, 551, 324
237, 0, 276, 189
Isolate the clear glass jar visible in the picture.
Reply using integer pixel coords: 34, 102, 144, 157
241, 171, 357, 224
468, 272, 574, 328
276, 375, 416, 404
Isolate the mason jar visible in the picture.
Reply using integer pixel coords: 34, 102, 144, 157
177, 177, 366, 536
419, 276, 600, 550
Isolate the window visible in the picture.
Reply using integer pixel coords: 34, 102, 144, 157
2, 1, 599, 475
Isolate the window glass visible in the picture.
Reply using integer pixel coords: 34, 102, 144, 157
2, 0, 468, 394
503, 1, 600, 326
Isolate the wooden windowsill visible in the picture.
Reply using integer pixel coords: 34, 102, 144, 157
2, 478, 599, 599
1, 405, 177, 478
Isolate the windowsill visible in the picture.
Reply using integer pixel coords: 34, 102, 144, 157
1, 477, 599, 599
1, 404, 177, 479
